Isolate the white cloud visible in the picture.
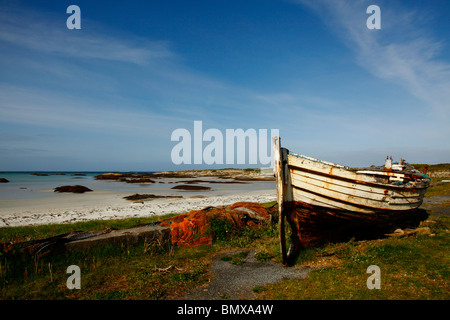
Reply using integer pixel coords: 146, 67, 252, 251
0, 84, 179, 137
0, 6, 173, 65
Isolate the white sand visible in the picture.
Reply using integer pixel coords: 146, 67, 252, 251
0, 189, 277, 227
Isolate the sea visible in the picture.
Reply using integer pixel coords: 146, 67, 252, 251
0, 171, 275, 200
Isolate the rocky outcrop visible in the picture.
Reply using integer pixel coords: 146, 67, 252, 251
94, 169, 275, 182
95, 172, 155, 183
0, 178, 9, 183
125, 178, 155, 183
123, 193, 183, 201
171, 185, 212, 191
54, 185, 93, 193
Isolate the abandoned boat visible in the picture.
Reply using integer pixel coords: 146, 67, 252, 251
272, 137, 431, 265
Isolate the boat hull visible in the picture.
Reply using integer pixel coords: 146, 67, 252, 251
285, 201, 429, 249
287, 154, 428, 214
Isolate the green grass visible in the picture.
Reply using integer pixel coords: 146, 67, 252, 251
258, 216, 449, 300
5, 245, 219, 300
1, 229, 217, 300
411, 163, 450, 199
411, 163, 450, 173
425, 181, 450, 199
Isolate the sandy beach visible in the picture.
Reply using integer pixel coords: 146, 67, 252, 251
0, 188, 277, 227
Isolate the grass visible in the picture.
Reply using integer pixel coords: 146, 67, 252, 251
425, 181, 450, 199
411, 163, 450, 173
258, 216, 449, 300
410, 162, 450, 199
1, 229, 217, 300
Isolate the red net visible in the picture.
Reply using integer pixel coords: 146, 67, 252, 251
158, 202, 271, 247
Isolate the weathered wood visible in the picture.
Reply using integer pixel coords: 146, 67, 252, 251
64, 225, 171, 252
286, 150, 429, 213
290, 168, 420, 197
288, 153, 428, 188
287, 203, 429, 248
273, 137, 298, 266
273, 137, 287, 266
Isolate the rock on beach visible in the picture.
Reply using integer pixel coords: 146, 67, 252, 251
171, 185, 212, 191
54, 185, 93, 193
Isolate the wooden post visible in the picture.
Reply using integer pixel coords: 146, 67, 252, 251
273, 137, 288, 266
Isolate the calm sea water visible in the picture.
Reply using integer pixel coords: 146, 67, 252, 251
0, 172, 108, 200
0, 172, 275, 200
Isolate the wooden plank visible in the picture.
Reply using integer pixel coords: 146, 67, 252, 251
293, 188, 382, 213
290, 168, 420, 198
292, 177, 422, 209
65, 226, 171, 252
290, 171, 422, 205
273, 136, 287, 265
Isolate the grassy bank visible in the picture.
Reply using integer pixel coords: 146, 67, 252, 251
259, 216, 449, 299
0, 204, 278, 300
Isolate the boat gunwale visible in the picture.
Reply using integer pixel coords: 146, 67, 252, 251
288, 151, 429, 187
289, 151, 351, 169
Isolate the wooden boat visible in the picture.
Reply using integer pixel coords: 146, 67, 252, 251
273, 137, 430, 265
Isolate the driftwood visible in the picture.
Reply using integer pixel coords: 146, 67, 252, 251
152, 265, 184, 273
385, 227, 434, 237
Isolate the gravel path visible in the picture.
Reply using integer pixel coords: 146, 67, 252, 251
184, 249, 312, 300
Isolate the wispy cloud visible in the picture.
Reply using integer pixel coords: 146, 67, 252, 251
0, 5, 231, 134
294, 0, 450, 117
0, 84, 182, 138
0, 6, 173, 65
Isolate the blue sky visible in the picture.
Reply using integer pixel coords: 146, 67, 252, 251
0, 0, 449, 171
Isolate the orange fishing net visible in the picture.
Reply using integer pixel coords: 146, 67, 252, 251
157, 202, 271, 247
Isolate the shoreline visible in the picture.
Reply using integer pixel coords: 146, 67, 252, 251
0, 189, 277, 228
